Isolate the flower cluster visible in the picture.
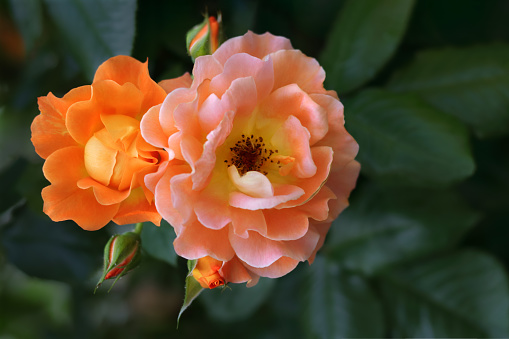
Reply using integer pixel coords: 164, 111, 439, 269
31, 28, 359, 287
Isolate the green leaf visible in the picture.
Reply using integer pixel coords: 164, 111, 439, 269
302, 256, 385, 338
177, 259, 203, 327
42, 0, 137, 80
346, 89, 475, 186
0, 206, 108, 285
140, 220, 177, 266
8, 0, 43, 54
378, 250, 509, 337
388, 44, 509, 138
320, 0, 415, 94
326, 184, 480, 275
201, 277, 275, 322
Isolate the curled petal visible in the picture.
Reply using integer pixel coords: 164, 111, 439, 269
229, 184, 304, 210
228, 165, 274, 198
213, 31, 293, 65
158, 72, 193, 93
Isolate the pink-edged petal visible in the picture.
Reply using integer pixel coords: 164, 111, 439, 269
228, 165, 274, 198
220, 256, 255, 284
243, 256, 299, 279
229, 184, 304, 210
192, 110, 234, 191
223, 77, 259, 117
297, 185, 337, 222
271, 115, 316, 178
260, 84, 328, 145
263, 208, 309, 241
197, 93, 228, 133
271, 49, 326, 94
153, 163, 190, 230
277, 146, 333, 209
159, 87, 195, 136
230, 208, 267, 238
229, 226, 320, 268
140, 104, 169, 149
194, 190, 231, 230
76, 177, 129, 205
173, 221, 235, 261
158, 73, 192, 93
325, 160, 361, 221
170, 172, 198, 225
210, 53, 274, 100
144, 160, 169, 194
213, 31, 293, 65
192, 55, 223, 85
167, 132, 183, 161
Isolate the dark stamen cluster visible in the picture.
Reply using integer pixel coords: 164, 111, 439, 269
224, 134, 279, 175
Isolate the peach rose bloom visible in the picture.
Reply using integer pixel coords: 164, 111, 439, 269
142, 32, 360, 285
31, 56, 184, 230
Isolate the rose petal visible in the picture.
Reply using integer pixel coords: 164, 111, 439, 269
140, 104, 169, 149
228, 165, 274, 198
213, 31, 293, 65
229, 184, 304, 210
173, 220, 235, 261
76, 177, 129, 205
271, 49, 326, 94
219, 256, 254, 284
230, 208, 267, 238
113, 187, 161, 226
41, 147, 119, 230
260, 84, 328, 145
158, 72, 192, 93
263, 208, 309, 241
243, 256, 299, 279
229, 226, 320, 268
209, 53, 274, 100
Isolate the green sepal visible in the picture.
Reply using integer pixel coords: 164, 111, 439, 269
177, 259, 204, 328
95, 231, 141, 293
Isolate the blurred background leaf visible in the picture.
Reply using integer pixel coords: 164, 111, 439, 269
388, 44, 509, 138
345, 89, 475, 186
302, 255, 385, 338
326, 184, 480, 275
42, 0, 137, 81
140, 220, 178, 267
320, 0, 415, 94
378, 250, 509, 337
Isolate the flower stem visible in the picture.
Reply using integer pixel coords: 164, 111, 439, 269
134, 222, 144, 234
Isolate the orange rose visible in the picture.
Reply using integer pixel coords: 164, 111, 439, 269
31, 56, 190, 230
192, 256, 225, 289
142, 32, 360, 286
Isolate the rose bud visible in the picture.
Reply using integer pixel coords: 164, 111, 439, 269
186, 14, 222, 60
96, 231, 141, 290
192, 256, 225, 289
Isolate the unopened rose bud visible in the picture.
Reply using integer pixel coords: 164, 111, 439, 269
186, 14, 222, 61
192, 256, 225, 289
96, 232, 141, 291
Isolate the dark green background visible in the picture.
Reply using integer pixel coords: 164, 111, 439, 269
1, 0, 509, 337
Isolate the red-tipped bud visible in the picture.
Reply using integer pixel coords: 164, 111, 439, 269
96, 232, 141, 291
186, 14, 222, 61
192, 256, 225, 289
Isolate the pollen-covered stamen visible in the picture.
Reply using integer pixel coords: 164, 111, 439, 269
224, 134, 280, 175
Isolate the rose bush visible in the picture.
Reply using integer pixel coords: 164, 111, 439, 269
142, 31, 360, 285
31, 56, 185, 230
